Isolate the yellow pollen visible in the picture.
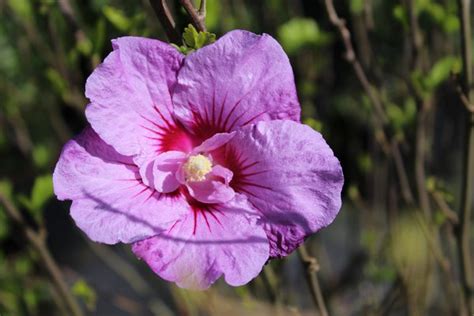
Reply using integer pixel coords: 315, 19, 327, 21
183, 154, 213, 182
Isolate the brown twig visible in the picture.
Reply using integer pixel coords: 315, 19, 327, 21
179, 0, 207, 32
457, 0, 474, 313
430, 191, 459, 225
0, 193, 84, 316
323, 0, 416, 206
456, 83, 474, 112
324, 0, 386, 124
404, 0, 433, 218
149, 0, 181, 43
297, 245, 329, 316
391, 140, 415, 204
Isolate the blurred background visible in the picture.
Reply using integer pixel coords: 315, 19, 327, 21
0, 0, 473, 315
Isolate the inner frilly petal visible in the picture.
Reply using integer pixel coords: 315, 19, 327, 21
185, 164, 235, 204
139, 151, 186, 193
192, 132, 235, 154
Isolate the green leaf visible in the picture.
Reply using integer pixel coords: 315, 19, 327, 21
425, 56, 461, 90
20, 175, 54, 222
350, 0, 364, 14
102, 6, 131, 32
393, 5, 408, 26
277, 18, 329, 55
45, 68, 68, 96
0, 180, 13, 200
347, 184, 360, 201
303, 117, 323, 132
0, 206, 9, 241
32, 144, 52, 169
182, 24, 199, 48
174, 24, 216, 55
72, 279, 97, 311
8, 0, 33, 20
76, 37, 93, 56
357, 153, 373, 173
30, 175, 54, 212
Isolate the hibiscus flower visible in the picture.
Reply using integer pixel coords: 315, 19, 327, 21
53, 30, 343, 289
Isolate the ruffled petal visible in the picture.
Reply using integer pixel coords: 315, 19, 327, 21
132, 195, 269, 289
53, 127, 188, 244
85, 37, 191, 157
185, 164, 235, 204
192, 132, 235, 154
212, 120, 344, 257
139, 151, 186, 193
172, 30, 300, 141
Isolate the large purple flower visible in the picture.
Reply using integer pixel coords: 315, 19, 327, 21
53, 30, 343, 289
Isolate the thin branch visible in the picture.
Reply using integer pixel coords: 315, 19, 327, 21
324, 0, 386, 124
456, 83, 474, 112
457, 0, 474, 313
323, 0, 416, 206
404, 0, 432, 218
297, 245, 329, 316
430, 191, 459, 225
198, 0, 206, 17
0, 193, 84, 316
149, 0, 181, 43
179, 0, 207, 32
391, 140, 415, 204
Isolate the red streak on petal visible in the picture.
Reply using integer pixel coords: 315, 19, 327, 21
236, 187, 259, 198
139, 113, 169, 131
141, 190, 156, 204
192, 208, 198, 235
168, 220, 180, 234
207, 207, 223, 226
115, 178, 141, 182
237, 181, 273, 191
216, 92, 228, 130
201, 209, 212, 232
240, 110, 268, 126
222, 99, 244, 130
153, 105, 174, 129
130, 186, 150, 199
239, 170, 269, 178
239, 161, 260, 173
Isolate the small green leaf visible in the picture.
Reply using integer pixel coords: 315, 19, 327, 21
0, 207, 9, 241
72, 279, 97, 311
347, 184, 360, 201
434, 210, 447, 226
425, 57, 461, 90
182, 24, 199, 48
32, 144, 52, 169
393, 5, 407, 26
443, 15, 460, 33
303, 117, 323, 132
30, 175, 54, 212
277, 18, 330, 55
357, 154, 373, 173
174, 24, 216, 55
0, 180, 13, 200
350, 0, 364, 14
45, 68, 68, 96
76, 37, 93, 56
20, 175, 54, 222
8, 0, 33, 19
103, 6, 131, 32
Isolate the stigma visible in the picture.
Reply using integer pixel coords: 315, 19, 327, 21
183, 154, 212, 182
